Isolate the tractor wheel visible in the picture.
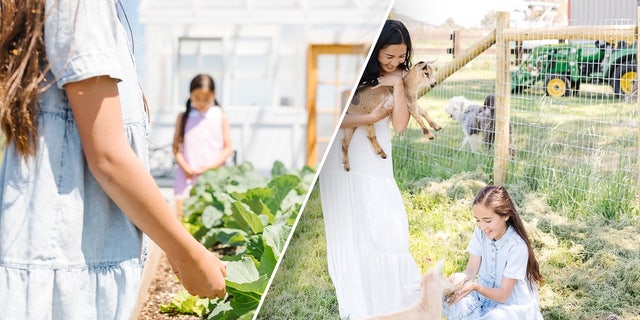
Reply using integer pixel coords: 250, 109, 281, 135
613, 64, 637, 96
544, 75, 569, 98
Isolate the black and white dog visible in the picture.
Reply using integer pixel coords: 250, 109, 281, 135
444, 96, 492, 153
444, 95, 515, 156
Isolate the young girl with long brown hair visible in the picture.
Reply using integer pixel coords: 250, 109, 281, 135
0, 0, 226, 317
443, 185, 544, 319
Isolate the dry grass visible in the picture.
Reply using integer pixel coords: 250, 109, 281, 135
404, 173, 640, 319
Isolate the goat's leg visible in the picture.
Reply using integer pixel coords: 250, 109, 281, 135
364, 124, 387, 159
417, 105, 442, 131
406, 103, 435, 140
341, 128, 356, 171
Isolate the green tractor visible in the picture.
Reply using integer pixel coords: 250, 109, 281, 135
511, 41, 637, 97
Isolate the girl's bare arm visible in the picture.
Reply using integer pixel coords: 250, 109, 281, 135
376, 73, 409, 132
339, 100, 390, 129
65, 76, 226, 299
452, 254, 517, 304
472, 277, 518, 304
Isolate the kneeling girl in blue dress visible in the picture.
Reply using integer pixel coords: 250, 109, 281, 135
443, 185, 544, 320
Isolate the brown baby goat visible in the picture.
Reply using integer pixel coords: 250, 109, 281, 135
341, 61, 440, 171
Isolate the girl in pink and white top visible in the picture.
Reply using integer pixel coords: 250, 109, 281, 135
173, 74, 233, 217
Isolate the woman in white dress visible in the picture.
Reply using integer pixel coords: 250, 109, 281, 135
319, 20, 422, 319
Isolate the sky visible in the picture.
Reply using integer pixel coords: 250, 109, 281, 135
393, 0, 528, 28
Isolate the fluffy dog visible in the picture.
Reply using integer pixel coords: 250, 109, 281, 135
363, 259, 453, 320
341, 61, 440, 171
444, 96, 492, 153
480, 95, 516, 157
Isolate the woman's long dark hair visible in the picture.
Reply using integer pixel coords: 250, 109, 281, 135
0, 0, 46, 157
359, 19, 413, 88
473, 185, 544, 287
173, 74, 220, 153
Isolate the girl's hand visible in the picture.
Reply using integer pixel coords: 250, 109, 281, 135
183, 166, 197, 179
170, 247, 228, 299
368, 101, 391, 123
451, 281, 478, 304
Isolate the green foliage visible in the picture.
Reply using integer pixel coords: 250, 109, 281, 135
159, 290, 211, 316
161, 161, 315, 319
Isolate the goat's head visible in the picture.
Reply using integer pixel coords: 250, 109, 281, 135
421, 259, 453, 295
406, 61, 437, 91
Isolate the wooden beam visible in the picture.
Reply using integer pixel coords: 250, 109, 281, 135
501, 25, 637, 42
418, 29, 496, 98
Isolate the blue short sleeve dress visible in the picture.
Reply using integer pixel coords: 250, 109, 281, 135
443, 226, 543, 320
0, 0, 150, 318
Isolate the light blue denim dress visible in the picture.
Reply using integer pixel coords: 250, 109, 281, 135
443, 226, 543, 320
0, 0, 149, 318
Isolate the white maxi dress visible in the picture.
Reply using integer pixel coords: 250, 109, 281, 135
319, 116, 422, 319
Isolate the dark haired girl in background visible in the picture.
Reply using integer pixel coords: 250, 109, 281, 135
172, 74, 233, 217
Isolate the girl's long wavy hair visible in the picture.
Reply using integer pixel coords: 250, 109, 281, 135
473, 185, 544, 287
172, 74, 220, 154
1, 0, 145, 158
0, 0, 46, 157
358, 19, 413, 89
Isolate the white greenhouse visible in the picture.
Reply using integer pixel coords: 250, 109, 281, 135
138, 0, 391, 177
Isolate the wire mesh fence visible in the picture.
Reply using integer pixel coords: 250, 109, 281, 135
394, 15, 639, 219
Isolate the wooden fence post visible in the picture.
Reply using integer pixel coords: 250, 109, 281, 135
447, 30, 461, 58
494, 11, 510, 186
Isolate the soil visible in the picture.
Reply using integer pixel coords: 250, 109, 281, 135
137, 253, 200, 320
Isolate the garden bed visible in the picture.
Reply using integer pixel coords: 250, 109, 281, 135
137, 248, 199, 320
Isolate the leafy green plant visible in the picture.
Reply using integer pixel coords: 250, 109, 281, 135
160, 161, 315, 319
159, 290, 210, 316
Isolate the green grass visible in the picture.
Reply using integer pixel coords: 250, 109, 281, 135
258, 174, 640, 320
392, 71, 639, 220
257, 187, 339, 319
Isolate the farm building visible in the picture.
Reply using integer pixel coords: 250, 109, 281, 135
569, 0, 637, 25
138, 0, 391, 176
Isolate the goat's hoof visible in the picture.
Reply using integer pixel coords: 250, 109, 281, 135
426, 134, 435, 140
433, 125, 442, 131
379, 152, 388, 159
342, 160, 351, 171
